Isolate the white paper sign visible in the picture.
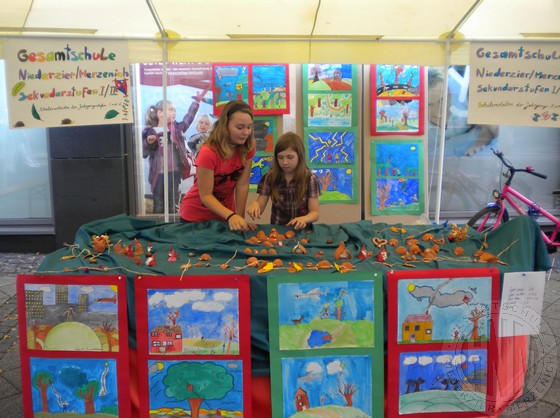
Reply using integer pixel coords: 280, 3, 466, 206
499, 271, 546, 337
468, 42, 560, 128
4, 38, 132, 129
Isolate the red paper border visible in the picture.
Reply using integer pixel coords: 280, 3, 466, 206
17, 274, 131, 418
134, 274, 252, 418
212, 63, 250, 117
370, 65, 425, 136
386, 268, 500, 418
251, 63, 290, 116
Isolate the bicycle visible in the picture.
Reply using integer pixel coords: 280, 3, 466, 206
467, 148, 559, 254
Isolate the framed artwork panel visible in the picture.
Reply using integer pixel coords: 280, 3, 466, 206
386, 268, 500, 418
371, 65, 425, 136
305, 63, 355, 91
268, 272, 385, 418
251, 64, 290, 115
311, 166, 357, 204
305, 127, 357, 166
134, 274, 252, 418
17, 274, 131, 417
305, 92, 354, 127
212, 63, 249, 116
370, 139, 424, 215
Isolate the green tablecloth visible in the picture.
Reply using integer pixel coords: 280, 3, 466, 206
36, 214, 551, 375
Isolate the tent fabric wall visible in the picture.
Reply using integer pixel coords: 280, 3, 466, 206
1, 0, 558, 64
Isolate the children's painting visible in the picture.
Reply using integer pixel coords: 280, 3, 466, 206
398, 349, 488, 414
281, 355, 373, 417
253, 116, 277, 153
17, 274, 131, 418
373, 99, 422, 135
276, 279, 375, 350
22, 283, 120, 351
386, 268, 499, 418
251, 64, 290, 115
212, 64, 249, 116
28, 358, 120, 416
311, 166, 357, 203
306, 128, 356, 165
135, 275, 252, 418
147, 359, 245, 418
268, 273, 385, 418
250, 155, 273, 189
373, 65, 422, 97
305, 64, 354, 91
306, 93, 354, 127
397, 277, 492, 344
146, 287, 240, 355
371, 140, 424, 215
371, 65, 424, 136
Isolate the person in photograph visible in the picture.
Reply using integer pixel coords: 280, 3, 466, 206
187, 113, 213, 157
142, 90, 207, 214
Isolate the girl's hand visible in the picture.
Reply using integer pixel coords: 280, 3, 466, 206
228, 213, 254, 232
147, 134, 157, 144
287, 217, 307, 230
246, 201, 261, 220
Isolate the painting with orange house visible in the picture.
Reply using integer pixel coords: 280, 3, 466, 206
386, 268, 500, 418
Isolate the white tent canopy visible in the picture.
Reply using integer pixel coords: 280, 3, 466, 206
1, 0, 559, 65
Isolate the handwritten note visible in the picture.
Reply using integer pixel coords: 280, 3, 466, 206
499, 271, 546, 337
4, 39, 132, 129
468, 42, 560, 127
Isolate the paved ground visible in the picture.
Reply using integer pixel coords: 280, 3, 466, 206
0, 251, 559, 417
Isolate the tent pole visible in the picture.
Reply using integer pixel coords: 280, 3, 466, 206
147, 0, 171, 221
434, 41, 451, 225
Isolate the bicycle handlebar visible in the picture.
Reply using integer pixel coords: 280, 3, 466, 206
491, 148, 548, 180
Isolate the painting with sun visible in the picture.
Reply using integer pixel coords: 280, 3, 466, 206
371, 139, 424, 215
17, 274, 131, 417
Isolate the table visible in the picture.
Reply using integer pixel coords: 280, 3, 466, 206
36, 214, 551, 416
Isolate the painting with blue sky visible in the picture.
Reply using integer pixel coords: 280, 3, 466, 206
371, 140, 424, 215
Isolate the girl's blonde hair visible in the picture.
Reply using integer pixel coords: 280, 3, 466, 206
204, 100, 254, 162
267, 132, 309, 204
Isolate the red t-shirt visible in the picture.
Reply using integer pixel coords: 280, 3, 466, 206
180, 145, 255, 222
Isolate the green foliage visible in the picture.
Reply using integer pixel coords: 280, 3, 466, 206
163, 362, 234, 401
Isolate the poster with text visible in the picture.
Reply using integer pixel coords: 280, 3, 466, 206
468, 42, 560, 127
135, 62, 213, 215
4, 39, 131, 128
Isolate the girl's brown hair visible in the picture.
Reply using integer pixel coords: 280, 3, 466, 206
144, 100, 171, 127
204, 100, 255, 162
267, 132, 309, 204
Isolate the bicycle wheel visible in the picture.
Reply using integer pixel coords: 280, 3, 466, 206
467, 206, 509, 233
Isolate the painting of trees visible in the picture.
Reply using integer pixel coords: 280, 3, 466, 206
32, 371, 52, 413
222, 315, 238, 355
338, 382, 358, 407
162, 362, 234, 418
58, 365, 100, 414
377, 180, 391, 209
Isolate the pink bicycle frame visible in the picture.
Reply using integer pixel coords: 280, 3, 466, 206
495, 184, 560, 248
